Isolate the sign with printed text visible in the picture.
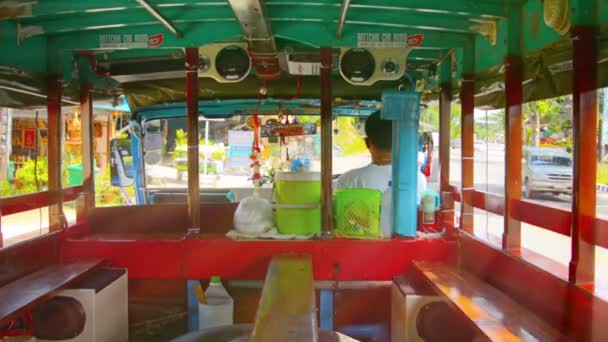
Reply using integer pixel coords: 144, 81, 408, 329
357, 33, 424, 48
228, 130, 254, 168
99, 33, 164, 49
288, 61, 320, 75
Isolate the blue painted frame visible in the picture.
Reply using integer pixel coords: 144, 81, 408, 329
381, 91, 421, 238
127, 99, 381, 204
133, 99, 380, 122
130, 132, 146, 205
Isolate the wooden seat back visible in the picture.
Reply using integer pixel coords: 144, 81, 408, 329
412, 261, 569, 341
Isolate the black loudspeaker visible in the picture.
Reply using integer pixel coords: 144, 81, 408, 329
198, 43, 252, 83
340, 48, 376, 83
215, 46, 251, 81
339, 47, 411, 86
33, 296, 87, 340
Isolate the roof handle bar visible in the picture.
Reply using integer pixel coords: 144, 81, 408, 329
135, 0, 182, 38
336, 0, 351, 39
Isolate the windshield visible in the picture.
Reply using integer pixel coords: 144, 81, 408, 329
529, 154, 572, 167
142, 115, 370, 189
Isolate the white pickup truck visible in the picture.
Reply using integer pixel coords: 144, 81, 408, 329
523, 147, 573, 198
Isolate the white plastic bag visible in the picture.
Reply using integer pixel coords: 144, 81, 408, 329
233, 193, 273, 234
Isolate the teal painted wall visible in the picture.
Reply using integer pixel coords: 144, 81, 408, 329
523, 0, 562, 54
0, 21, 47, 72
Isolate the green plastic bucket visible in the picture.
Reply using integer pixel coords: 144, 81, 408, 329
8, 161, 14, 182
274, 172, 321, 235
67, 165, 84, 186
67, 161, 98, 186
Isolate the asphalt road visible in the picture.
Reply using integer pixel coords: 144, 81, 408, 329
436, 146, 608, 219
430, 145, 608, 273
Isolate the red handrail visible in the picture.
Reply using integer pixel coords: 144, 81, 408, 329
472, 190, 504, 216
511, 199, 571, 237
450, 185, 608, 249
593, 218, 608, 250
0, 186, 83, 216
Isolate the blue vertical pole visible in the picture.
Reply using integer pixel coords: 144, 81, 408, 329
131, 134, 145, 204
381, 91, 421, 237
187, 280, 200, 332
319, 289, 334, 330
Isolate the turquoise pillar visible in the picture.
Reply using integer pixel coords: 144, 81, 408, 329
381, 91, 421, 237
131, 133, 146, 205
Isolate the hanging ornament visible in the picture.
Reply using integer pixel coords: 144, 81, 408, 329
250, 84, 265, 192
250, 114, 262, 191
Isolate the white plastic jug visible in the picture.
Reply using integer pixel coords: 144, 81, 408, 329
198, 276, 234, 330
380, 181, 392, 238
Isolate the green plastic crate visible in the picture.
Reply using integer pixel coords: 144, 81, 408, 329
334, 189, 382, 239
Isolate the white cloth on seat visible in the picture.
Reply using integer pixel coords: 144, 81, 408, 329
226, 228, 317, 240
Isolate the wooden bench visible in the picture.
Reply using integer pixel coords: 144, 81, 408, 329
412, 261, 569, 341
0, 258, 104, 327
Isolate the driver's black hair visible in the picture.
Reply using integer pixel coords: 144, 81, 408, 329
365, 111, 393, 151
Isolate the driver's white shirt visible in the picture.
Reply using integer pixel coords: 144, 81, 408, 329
334, 163, 427, 205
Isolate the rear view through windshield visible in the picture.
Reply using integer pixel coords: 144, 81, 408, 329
142, 115, 370, 189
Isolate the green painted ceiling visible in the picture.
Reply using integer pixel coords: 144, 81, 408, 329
0, 0, 606, 108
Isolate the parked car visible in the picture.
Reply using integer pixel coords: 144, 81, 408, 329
523, 147, 573, 198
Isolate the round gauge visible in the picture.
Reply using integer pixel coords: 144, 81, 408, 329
215, 46, 251, 81
381, 58, 399, 75
340, 48, 375, 83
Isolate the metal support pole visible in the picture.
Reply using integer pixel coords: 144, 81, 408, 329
320, 46, 334, 237
319, 289, 334, 330
438, 53, 453, 229
186, 280, 200, 332
503, 5, 523, 249
185, 48, 200, 233
569, 26, 598, 285
78, 82, 95, 224
48, 75, 66, 232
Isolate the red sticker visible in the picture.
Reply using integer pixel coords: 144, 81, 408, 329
22, 128, 36, 149
148, 34, 164, 47
407, 34, 424, 47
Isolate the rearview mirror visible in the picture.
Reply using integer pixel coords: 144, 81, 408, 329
110, 138, 134, 187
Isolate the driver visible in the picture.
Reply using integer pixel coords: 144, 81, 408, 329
334, 111, 426, 204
